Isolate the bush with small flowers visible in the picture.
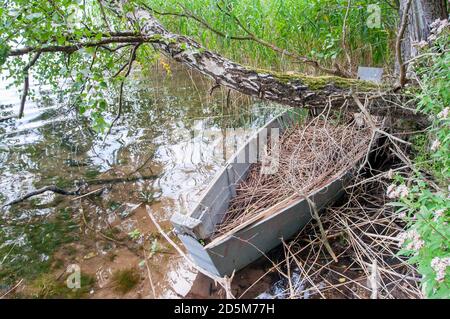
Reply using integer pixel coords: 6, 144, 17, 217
389, 25, 449, 298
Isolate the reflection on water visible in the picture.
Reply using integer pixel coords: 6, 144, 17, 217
0, 64, 282, 297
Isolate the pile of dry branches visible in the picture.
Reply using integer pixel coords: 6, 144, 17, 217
214, 116, 373, 236
253, 175, 422, 299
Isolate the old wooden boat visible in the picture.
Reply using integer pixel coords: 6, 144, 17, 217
170, 110, 367, 277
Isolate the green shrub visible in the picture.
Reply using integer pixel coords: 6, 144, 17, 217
389, 29, 449, 299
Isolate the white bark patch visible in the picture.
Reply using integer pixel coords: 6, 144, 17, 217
179, 49, 198, 63
202, 58, 226, 76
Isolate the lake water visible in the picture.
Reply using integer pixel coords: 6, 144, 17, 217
0, 63, 283, 298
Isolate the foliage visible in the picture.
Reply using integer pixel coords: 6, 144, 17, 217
128, 228, 142, 240
27, 272, 95, 299
389, 31, 450, 299
0, 208, 79, 286
0, 0, 158, 130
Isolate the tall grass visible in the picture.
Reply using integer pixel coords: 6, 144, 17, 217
145, 0, 398, 73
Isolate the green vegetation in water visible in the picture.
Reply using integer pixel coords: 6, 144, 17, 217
84, 169, 102, 180
0, 208, 80, 287
128, 229, 142, 241
112, 268, 141, 294
138, 189, 156, 204
25, 272, 95, 299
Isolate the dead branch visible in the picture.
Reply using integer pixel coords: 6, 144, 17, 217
306, 196, 338, 263
270, 173, 422, 299
17, 50, 42, 118
395, 0, 413, 89
7, 35, 161, 57
108, 43, 141, 134
0, 279, 23, 299
142, 244, 157, 298
2, 174, 157, 207
2, 185, 82, 207
341, 0, 353, 73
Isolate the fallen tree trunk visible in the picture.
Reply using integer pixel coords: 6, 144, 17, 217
128, 6, 423, 121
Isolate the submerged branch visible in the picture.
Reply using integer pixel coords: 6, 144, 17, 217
2, 174, 158, 207
2, 185, 82, 207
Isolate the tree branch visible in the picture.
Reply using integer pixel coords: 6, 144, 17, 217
2, 185, 82, 207
18, 50, 42, 118
7, 35, 162, 57
97, 0, 112, 32
109, 43, 141, 133
143, 2, 350, 78
4, 3, 426, 124
341, 0, 353, 73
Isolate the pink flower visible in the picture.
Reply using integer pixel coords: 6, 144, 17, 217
387, 184, 397, 198
387, 184, 409, 199
397, 232, 409, 247
431, 257, 450, 283
398, 230, 424, 252
397, 185, 409, 198
437, 107, 449, 119
413, 40, 428, 49
433, 209, 445, 222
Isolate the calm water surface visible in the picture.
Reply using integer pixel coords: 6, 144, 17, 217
0, 64, 283, 298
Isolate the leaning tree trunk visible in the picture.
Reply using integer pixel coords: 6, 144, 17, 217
399, 0, 448, 67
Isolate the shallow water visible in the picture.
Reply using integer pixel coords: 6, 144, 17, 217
0, 64, 283, 297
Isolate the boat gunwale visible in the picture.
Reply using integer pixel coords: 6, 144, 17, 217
185, 110, 291, 220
